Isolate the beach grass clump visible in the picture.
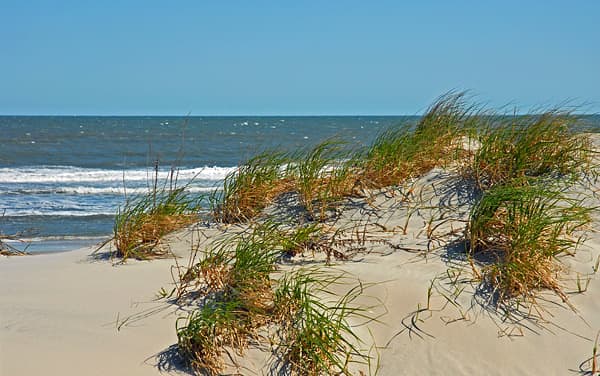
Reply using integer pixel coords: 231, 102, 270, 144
460, 107, 599, 308
114, 187, 200, 260
360, 92, 473, 188
466, 182, 593, 305
176, 222, 329, 301
229, 225, 281, 317
292, 139, 358, 220
279, 223, 324, 257
272, 268, 371, 375
177, 299, 250, 375
175, 221, 374, 375
179, 244, 232, 295
211, 151, 291, 223
176, 223, 282, 374
466, 110, 594, 191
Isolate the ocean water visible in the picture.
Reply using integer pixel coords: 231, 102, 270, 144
0, 116, 407, 253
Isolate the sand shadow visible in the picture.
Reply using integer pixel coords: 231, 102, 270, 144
150, 344, 196, 375
439, 238, 587, 338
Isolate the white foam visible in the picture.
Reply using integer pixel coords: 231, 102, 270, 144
0, 210, 117, 217
0, 166, 236, 184
7, 186, 219, 195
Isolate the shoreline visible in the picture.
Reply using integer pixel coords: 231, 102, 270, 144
2, 236, 112, 255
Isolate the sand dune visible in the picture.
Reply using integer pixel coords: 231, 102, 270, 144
2, 164, 600, 376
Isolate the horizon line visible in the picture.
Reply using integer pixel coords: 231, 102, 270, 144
0, 113, 418, 117
1, 112, 598, 117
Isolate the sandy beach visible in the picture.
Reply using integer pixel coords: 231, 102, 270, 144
3, 159, 600, 375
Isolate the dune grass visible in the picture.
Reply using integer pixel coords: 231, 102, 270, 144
114, 186, 201, 260
208, 92, 479, 224
462, 109, 597, 307
291, 139, 358, 220
279, 223, 324, 257
170, 92, 599, 373
466, 181, 593, 305
177, 299, 249, 375
174, 220, 375, 375
360, 92, 473, 188
465, 110, 594, 191
176, 223, 280, 374
211, 151, 291, 223
272, 268, 373, 376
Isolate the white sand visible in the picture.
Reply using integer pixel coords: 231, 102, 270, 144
2, 167, 600, 375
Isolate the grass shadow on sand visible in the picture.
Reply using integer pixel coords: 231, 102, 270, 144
152, 344, 196, 376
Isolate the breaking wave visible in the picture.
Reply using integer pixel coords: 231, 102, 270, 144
0, 165, 236, 184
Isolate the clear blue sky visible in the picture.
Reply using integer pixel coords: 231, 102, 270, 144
1, 1, 598, 115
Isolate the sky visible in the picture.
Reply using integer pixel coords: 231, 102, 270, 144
1, 1, 599, 115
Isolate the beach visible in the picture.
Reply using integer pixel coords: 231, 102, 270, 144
3, 157, 600, 375
3, 1, 598, 374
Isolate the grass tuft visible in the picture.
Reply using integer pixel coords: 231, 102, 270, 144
114, 186, 200, 260
463, 108, 597, 307
176, 222, 281, 374
176, 299, 249, 375
360, 91, 472, 188
466, 181, 593, 305
211, 151, 291, 223
292, 139, 358, 220
272, 268, 372, 375
465, 110, 594, 191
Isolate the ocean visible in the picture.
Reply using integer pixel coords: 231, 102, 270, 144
0, 116, 409, 253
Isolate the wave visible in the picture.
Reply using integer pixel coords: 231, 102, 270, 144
1, 210, 118, 217
0, 165, 236, 184
3, 185, 219, 196
1, 206, 211, 217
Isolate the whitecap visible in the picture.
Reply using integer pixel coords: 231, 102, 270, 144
5, 186, 218, 196
0, 166, 237, 184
